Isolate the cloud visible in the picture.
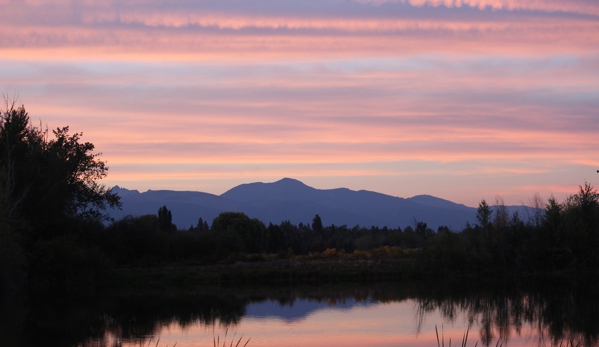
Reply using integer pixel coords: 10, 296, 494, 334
1, 0, 598, 205
1, 0, 598, 60
356, 0, 599, 14
5, 55, 597, 158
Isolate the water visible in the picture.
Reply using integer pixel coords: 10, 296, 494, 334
3, 280, 599, 347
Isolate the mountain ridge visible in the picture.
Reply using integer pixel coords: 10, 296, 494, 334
108, 178, 532, 230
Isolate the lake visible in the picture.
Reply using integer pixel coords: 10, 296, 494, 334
3, 279, 598, 347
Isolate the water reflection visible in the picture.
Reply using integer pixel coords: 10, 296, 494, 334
245, 297, 374, 323
414, 281, 599, 347
2, 280, 598, 347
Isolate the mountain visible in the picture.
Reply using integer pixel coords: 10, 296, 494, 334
108, 186, 239, 229
108, 178, 534, 230
245, 297, 373, 323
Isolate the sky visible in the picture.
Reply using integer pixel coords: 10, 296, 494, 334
1, 0, 598, 207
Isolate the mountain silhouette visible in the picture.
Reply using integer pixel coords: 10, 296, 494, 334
245, 297, 373, 323
109, 178, 533, 230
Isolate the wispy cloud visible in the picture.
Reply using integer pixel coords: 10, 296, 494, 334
358, 0, 599, 14
1, 0, 597, 205
2, 0, 598, 60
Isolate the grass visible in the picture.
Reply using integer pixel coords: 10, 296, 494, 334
435, 325, 503, 347
435, 325, 587, 347
143, 329, 250, 347
145, 337, 176, 347
214, 328, 250, 347
142, 325, 589, 347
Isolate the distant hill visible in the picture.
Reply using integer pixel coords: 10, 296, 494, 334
108, 178, 535, 230
245, 297, 372, 323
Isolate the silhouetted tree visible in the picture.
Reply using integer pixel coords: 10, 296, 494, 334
312, 214, 323, 232
196, 217, 209, 231
0, 102, 120, 238
415, 221, 433, 240
211, 212, 267, 253
477, 199, 493, 229
157, 206, 173, 232
267, 223, 286, 254
0, 102, 121, 288
437, 225, 451, 234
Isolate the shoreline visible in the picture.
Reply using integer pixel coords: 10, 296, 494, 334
104, 256, 597, 292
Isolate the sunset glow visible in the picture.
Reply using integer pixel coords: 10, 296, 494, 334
2, 0, 598, 206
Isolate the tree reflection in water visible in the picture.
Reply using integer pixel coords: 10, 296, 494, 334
2, 280, 598, 347
414, 281, 599, 347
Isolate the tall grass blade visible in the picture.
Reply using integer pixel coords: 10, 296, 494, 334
462, 326, 470, 347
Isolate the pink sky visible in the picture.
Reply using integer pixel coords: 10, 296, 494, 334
1, 0, 598, 206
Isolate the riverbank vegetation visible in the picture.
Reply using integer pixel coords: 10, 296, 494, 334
53, 181, 599, 288
2, 104, 599, 293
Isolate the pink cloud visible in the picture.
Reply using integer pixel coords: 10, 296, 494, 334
1, 0, 599, 60
359, 0, 599, 14
1, 0, 598, 205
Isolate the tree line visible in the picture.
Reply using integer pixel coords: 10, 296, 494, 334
101, 182, 599, 279
1, 104, 599, 292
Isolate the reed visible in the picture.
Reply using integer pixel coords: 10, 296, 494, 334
214, 328, 251, 347
435, 325, 502, 347
143, 329, 250, 347
145, 336, 178, 347
435, 325, 588, 347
